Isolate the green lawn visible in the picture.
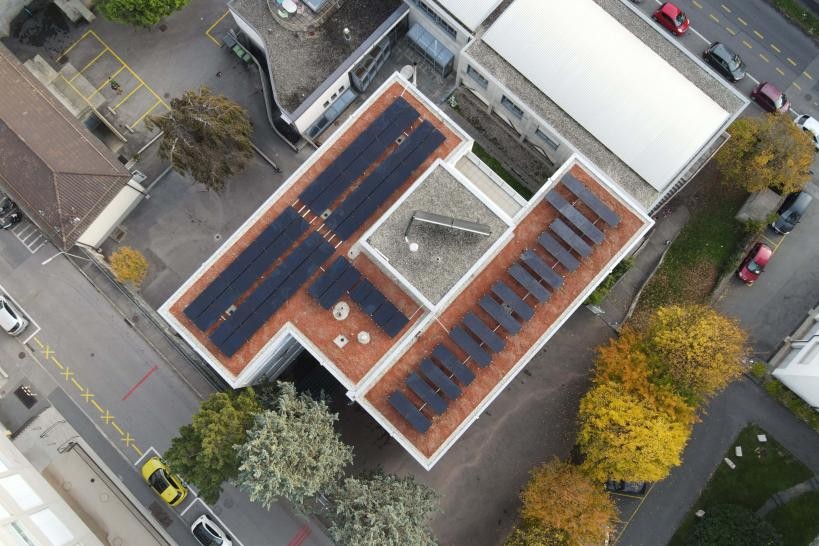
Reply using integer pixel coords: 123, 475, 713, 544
470, 142, 534, 200
669, 425, 813, 546
770, 0, 819, 36
766, 490, 819, 546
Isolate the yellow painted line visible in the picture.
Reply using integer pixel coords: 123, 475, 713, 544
131, 444, 143, 458
737, 16, 748, 26
111, 422, 125, 436
41, 345, 54, 359
58, 74, 97, 105
753, 30, 764, 40
793, 81, 802, 90
57, 30, 92, 61
87, 65, 125, 100
71, 377, 83, 391
81, 389, 94, 402
770, 43, 781, 53
614, 483, 657, 544
112, 81, 143, 110
32, 336, 43, 348
61, 367, 74, 381
91, 399, 104, 414
50, 356, 64, 370
127, 99, 163, 131
787, 57, 797, 66
804, 71, 814, 80
759, 53, 770, 63
692, 0, 703, 8
101, 410, 114, 424
70, 48, 109, 82
709, 13, 720, 23
776, 67, 785, 76
205, 10, 229, 47
742, 40, 753, 49
726, 27, 737, 36
721, 3, 731, 13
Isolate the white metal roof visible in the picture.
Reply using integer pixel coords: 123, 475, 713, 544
436, 0, 503, 32
482, 0, 729, 191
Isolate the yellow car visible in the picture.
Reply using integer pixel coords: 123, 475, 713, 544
141, 456, 187, 507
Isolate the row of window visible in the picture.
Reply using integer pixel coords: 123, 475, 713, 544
322, 84, 348, 109
408, 0, 457, 39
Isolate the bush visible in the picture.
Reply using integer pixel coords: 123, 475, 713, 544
749, 361, 768, 380
685, 504, 782, 546
505, 519, 569, 546
586, 257, 634, 306
108, 246, 148, 287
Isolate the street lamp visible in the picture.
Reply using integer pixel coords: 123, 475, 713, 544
41, 250, 92, 266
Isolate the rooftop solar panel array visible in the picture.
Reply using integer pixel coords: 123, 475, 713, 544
521, 250, 563, 291
431, 345, 474, 386
419, 359, 461, 400
184, 208, 309, 331
550, 218, 592, 257
388, 391, 431, 433
537, 232, 580, 273
561, 173, 620, 227
545, 190, 604, 244
450, 325, 492, 368
463, 312, 505, 353
508, 264, 551, 303
299, 97, 419, 213
406, 373, 448, 414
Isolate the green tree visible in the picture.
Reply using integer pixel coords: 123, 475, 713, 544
147, 87, 253, 192
164, 388, 260, 504
234, 382, 352, 510
328, 472, 439, 546
97, 0, 189, 27
685, 504, 782, 546
519, 459, 615, 546
577, 381, 691, 483
505, 519, 569, 546
644, 305, 747, 404
108, 246, 148, 287
715, 114, 814, 194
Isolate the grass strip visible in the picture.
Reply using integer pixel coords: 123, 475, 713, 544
471, 142, 534, 200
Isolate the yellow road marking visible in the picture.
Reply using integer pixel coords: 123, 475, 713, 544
112, 82, 144, 111
793, 81, 802, 90
709, 13, 720, 23
804, 71, 814, 80
787, 57, 797, 66
776, 67, 785, 76
42, 345, 54, 359
51, 355, 64, 370
112, 422, 125, 436
759, 53, 769, 63
726, 27, 737, 36
57, 30, 93, 61
101, 410, 114, 424
61, 367, 74, 381
122, 433, 135, 448
91, 399, 104, 414
742, 40, 753, 49
87, 65, 126, 100
614, 483, 657, 544
81, 389, 94, 402
737, 16, 748, 26
205, 10, 230, 47
131, 444, 143, 457
721, 3, 731, 13
126, 99, 164, 131
32, 337, 43, 348
692, 0, 703, 8
71, 377, 83, 391
753, 30, 764, 40
770, 43, 781, 53
71, 47, 110, 82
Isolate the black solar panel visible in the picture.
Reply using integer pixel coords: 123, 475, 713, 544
318, 265, 362, 309
349, 278, 375, 305
308, 257, 348, 302
463, 312, 505, 353
550, 218, 592, 257
537, 232, 580, 273
508, 263, 551, 303
419, 359, 461, 401
449, 325, 491, 368
545, 191, 604, 244
383, 310, 410, 338
561, 174, 620, 227
406, 373, 447, 415
388, 391, 431, 433
431, 344, 475, 386
491, 281, 534, 321
521, 250, 563, 291
189, 209, 309, 330
479, 295, 522, 335
372, 302, 397, 327
358, 287, 386, 316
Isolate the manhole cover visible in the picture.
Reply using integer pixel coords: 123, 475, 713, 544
18, 352, 25, 359
159, 24, 167, 32
214, 233, 222, 241
805, 93, 813, 102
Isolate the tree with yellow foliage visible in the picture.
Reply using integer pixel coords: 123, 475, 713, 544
108, 246, 148, 287
644, 305, 747, 404
577, 382, 691, 483
519, 459, 616, 546
505, 519, 569, 546
715, 114, 814, 194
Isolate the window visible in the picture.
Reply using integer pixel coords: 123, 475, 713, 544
0, 454, 8, 472
409, 0, 457, 39
535, 128, 560, 151
0, 476, 42, 511
7, 522, 36, 546
466, 65, 488, 89
500, 96, 524, 119
338, 85, 345, 93
322, 100, 330, 108
330, 93, 338, 100
31, 509, 73, 546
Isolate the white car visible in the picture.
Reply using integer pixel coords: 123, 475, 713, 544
796, 114, 819, 151
190, 514, 232, 546
0, 296, 27, 336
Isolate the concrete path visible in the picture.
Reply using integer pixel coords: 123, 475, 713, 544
756, 475, 819, 517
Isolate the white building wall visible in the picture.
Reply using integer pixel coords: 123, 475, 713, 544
405, 0, 470, 51
293, 73, 353, 133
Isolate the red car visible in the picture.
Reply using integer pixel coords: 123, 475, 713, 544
751, 82, 790, 113
654, 3, 689, 36
737, 242, 773, 285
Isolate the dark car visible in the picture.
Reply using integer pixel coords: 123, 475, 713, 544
704, 42, 746, 82
737, 242, 772, 285
604, 479, 648, 495
751, 82, 790, 113
653, 3, 689, 36
772, 191, 812, 234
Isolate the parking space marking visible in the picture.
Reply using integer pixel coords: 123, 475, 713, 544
613, 483, 656, 544
794, 81, 802, 90
787, 57, 797, 66
72, 47, 111, 82
11, 221, 47, 254
709, 13, 720, 23
742, 40, 753, 49
753, 30, 764, 40
770, 43, 781, 53
181, 498, 248, 546
205, 10, 230, 47
0, 280, 41, 344
721, 3, 731, 13
804, 71, 814, 80
737, 16, 748, 26
127, 99, 163, 132
87, 65, 125, 101
776, 67, 785, 76
758, 53, 769, 63
725, 27, 736, 36
692, 0, 703, 8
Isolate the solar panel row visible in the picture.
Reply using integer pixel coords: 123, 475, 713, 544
184, 208, 309, 331
545, 190, 604, 244
388, 391, 431, 433
550, 218, 592, 257
212, 232, 334, 356
537, 232, 579, 273
561, 173, 620, 227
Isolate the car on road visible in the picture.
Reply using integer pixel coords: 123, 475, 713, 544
141, 456, 187, 507
751, 82, 790, 113
605, 479, 648, 495
191, 514, 233, 546
737, 242, 772, 285
0, 296, 28, 336
796, 114, 819, 150
771, 191, 813, 234
653, 3, 689, 36
703, 42, 746, 82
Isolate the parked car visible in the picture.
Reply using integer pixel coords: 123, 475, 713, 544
604, 479, 648, 495
771, 191, 813, 234
0, 207, 22, 230
141, 456, 187, 507
653, 3, 689, 35
0, 196, 15, 215
191, 514, 232, 546
737, 242, 773, 285
0, 296, 28, 336
796, 114, 819, 151
704, 42, 746, 82
751, 82, 790, 113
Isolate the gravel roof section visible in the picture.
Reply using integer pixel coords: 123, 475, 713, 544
230, 0, 403, 114
467, 0, 745, 209
368, 164, 508, 304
